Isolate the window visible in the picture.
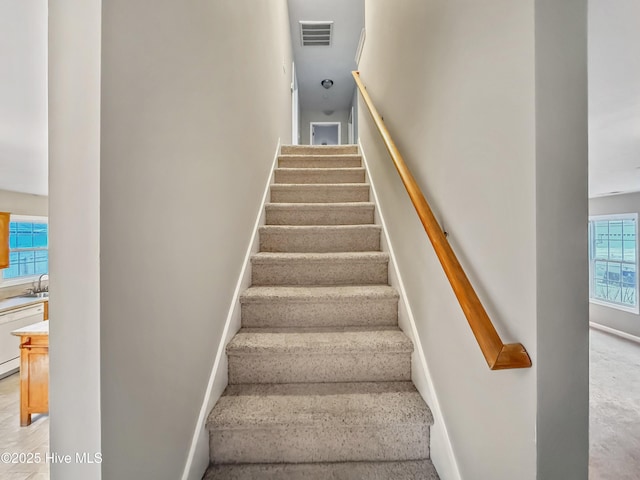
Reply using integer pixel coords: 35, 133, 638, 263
1, 216, 48, 283
589, 214, 638, 313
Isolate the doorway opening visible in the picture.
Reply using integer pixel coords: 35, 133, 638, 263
310, 122, 341, 145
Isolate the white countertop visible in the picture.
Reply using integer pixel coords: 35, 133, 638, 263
0, 296, 47, 315
11, 320, 49, 336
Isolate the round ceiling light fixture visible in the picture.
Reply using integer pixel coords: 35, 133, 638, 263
321, 79, 334, 89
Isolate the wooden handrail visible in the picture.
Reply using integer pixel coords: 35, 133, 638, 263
352, 71, 531, 370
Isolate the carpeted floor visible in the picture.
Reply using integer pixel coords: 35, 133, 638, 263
590, 328, 640, 480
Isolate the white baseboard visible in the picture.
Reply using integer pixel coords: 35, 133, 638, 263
359, 141, 461, 480
181, 140, 281, 480
590, 322, 640, 345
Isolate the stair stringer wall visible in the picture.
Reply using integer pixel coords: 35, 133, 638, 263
360, 140, 462, 480
181, 141, 281, 480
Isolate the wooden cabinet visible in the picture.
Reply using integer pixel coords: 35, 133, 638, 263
11, 322, 49, 426
44, 301, 48, 321
18, 334, 49, 426
0, 212, 9, 269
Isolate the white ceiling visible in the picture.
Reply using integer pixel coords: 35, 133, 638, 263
0, 0, 48, 196
588, 0, 640, 198
287, 0, 364, 113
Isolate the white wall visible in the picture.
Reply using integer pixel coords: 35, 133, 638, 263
589, 192, 640, 338
359, 1, 587, 478
588, 0, 640, 197
0, 189, 47, 217
0, 0, 48, 196
535, 2, 588, 478
300, 108, 349, 144
48, 1, 102, 479
99, 1, 292, 479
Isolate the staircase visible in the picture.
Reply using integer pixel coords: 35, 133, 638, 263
204, 145, 438, 480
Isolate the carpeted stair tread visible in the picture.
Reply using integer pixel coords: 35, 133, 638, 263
250, 252, 389, 286
265, 202, 375, 225
226, 328, 413, 384
274, 167, 366, 184
240, 285, 399, 328
275, 166, 366, 172
207, 382, 432, 463
259, 224, 381, 253
226, 327, 412, 355
208, 381, 433, 428
204, 460, 439, 480
278, 155, 363, 168
271, 183, 369, 203
252, 251, 389, 263
281, 145, 359, 155
241, 285, 398, 303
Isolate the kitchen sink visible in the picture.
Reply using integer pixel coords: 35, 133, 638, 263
21, 292, 49, 299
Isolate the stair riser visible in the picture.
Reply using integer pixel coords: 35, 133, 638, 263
209, 425, 429, 464
204, 460, 439, 480
259, 228, 380, 253
241, 299, 398, 328
265, 206, 375, 225
278, 156, 362, 168
251, 261, 388, 286
274, 169, 365, 184
281, 145, 358, 155
271, 186, 369, 203
228, 352, 411, 384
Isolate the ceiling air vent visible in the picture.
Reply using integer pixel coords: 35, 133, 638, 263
300, 21, 333, 47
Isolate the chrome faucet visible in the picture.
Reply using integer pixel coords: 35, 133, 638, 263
37, 274, 49, 293
23, 274, 49, 297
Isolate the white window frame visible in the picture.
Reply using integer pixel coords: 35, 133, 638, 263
0, 214, 49, 287
589, 213, 639, 314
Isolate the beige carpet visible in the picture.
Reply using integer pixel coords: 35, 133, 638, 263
589, 328, 640, 479
205, 145, 437, 479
